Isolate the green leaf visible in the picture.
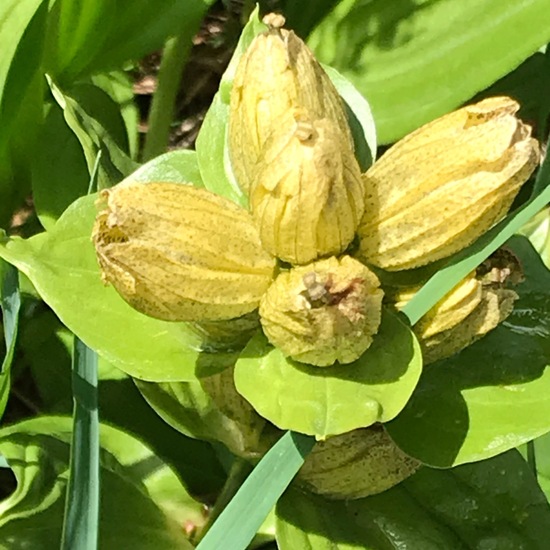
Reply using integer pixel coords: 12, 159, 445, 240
234, 310, 422, 439
0, 193, 222, 382
61, 338, 99, 550
47, 78, 137, 190
32, 100, 90, 230
387, 236, 550, 467
309, 0, 550, 143
1, 261, 20, 375
91, 71, 139, 159
45, 0, 214, 83
196, 431, 315, 550
0, 0, 47, 225
276, 450, 550, 549
0, 416, 199, 549
19, 312, 226, 495
195, 93, 247, 207
323, 64, 376, 169
129, 150, 204, 187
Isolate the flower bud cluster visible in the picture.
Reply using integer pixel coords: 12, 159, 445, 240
91, 13, 539, 500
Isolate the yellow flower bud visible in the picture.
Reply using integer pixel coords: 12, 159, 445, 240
250, 108, 364, 264
259, 256, 383, 366
297, 426, 419, 499
421, 287, 517, 364
390, 251, 521, 363
358, 97, 540, 271
189, 313, 260, 352
229, 13, 353, 195
93, 182, 276, 322
390, 272, 483, 339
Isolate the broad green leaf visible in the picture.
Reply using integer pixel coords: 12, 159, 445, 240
32, 100, 90, 230
196, 431, 315, 550
47, 78, 137, 190
0, 416, 199, 549
70, 82, 130, 153
323, 64, 376, 169
61, 338, 99, 550
196, 7, 377, 205
92, 71, 139, 159
309, 0, 550, 143
128, 150, 204, 187
277, 450, 550, 549
0, 0, 45, 147
234, 310, 422, 439
0, 194, 226, 382
45, 0, 214, 83
387, 236, 550, 467
195, 93, 247, 207
19, 311, 226, 495
0, 0, 47, 225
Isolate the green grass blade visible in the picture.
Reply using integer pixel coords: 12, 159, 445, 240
196, 431, 315, 550
1, 260, 20, 373
61, 337, 99, 550
402, 150, 550, 325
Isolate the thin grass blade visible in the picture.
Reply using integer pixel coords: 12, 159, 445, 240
196, 431, 315, 550
61, 337, 99, 550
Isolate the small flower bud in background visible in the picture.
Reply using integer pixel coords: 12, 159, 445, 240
297, 425, 419, 499
259, 256, 383, 367
93, 182, 276, 322
229, 13, 354, 195
358, 97, 540, 271
250, 108, 364, 265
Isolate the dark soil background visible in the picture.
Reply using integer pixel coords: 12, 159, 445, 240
134, 0, 245, 151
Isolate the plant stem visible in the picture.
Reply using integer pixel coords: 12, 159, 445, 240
194, 457, 253, 545
141, 33, 193, 162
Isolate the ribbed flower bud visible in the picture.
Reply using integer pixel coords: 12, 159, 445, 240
259, 256, 383, 366
297, 426, 420, 499
358, 97, 540, 271
390, 250, 521, 363
421, 287, 517, 364
250, 108, 364, 264
390, 272, 483, 339
229, 13, 354, 195
93, 182, 276, 322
